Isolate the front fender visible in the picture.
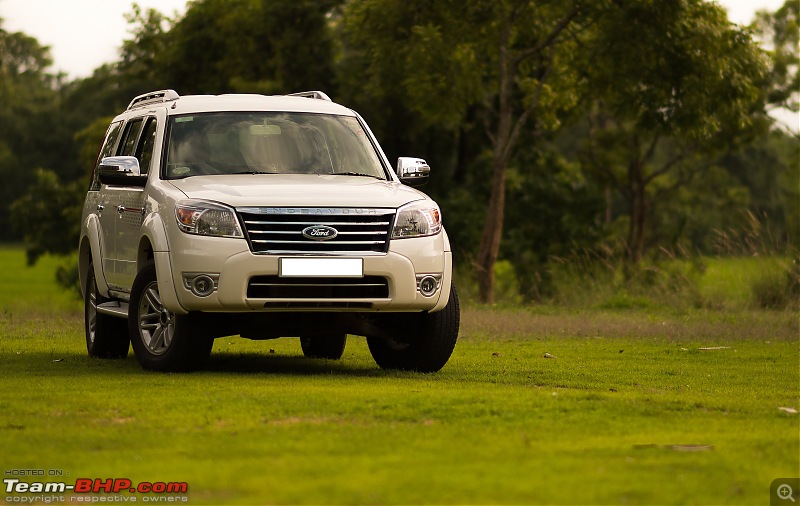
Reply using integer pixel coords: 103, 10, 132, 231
140, 211, 187, 315
141, 211, 170, 254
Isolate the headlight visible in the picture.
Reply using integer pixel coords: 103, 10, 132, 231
391, 201, 442, 239
175, 200, 243, 238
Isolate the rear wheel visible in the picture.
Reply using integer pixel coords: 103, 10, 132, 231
129, 262, 213, 372
300, 334, 347, 360
367, 284, 460, 372
84, 262, 129, 358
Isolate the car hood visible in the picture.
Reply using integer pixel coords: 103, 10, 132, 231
167, 174, 426, 209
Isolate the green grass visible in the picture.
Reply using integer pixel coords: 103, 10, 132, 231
697, 256, 795, 309
0, 244, 82, 315
0, 247, 798, 504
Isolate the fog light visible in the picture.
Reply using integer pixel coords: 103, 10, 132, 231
417, 275, 439, 297
183, 273, 219, 297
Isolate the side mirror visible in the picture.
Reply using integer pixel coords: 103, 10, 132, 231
396, 157, 430, 186
98, 156, 147, 187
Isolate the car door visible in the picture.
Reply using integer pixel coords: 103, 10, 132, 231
100, 118, 139, 290
92, 121, 124, 289
114, 116, 158, 290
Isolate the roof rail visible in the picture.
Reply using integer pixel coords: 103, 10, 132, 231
127, 89, 180, 110
288, 91, 332, 102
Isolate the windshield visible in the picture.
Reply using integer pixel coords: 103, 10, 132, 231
163, 112, 387, 180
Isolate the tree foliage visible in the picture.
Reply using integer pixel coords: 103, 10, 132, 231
752, 0, 799, 114
0, 27, 59, 238
580, 0, 769, 263
146, 0, 339, 95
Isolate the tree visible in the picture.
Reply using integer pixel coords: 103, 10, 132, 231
580, 0, 769, 264
502, 144, 603, 301
717, 129, 800, 252
752, 0, 799, 118
0, 25, 58, 239
342, 0, 591, 302
117, 4, 173, 97
9, 116, 111, 266
9, 169, 83, 263
157, 0, 340, 95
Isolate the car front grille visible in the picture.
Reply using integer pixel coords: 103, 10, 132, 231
237, 207, 395, 255
247, 275, 389, 299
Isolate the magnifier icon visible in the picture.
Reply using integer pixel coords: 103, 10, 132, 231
778, 484, 795, 502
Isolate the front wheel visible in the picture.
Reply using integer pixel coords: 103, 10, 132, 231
129, 262, 214, 372
367, 284, 460, 372
300, 334, 347, 360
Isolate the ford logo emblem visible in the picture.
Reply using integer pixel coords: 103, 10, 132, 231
302, 225, 338, 241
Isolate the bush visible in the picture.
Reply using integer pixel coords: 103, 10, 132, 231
750, 256, 800, 310
56, 257, 81, 299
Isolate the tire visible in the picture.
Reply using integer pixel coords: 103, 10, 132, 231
300, 334, 347, 360
84, 262, 129, 358
129, 261, 214, 372
367, 284, 460, 372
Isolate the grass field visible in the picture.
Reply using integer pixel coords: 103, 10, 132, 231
0, 246, 798, 504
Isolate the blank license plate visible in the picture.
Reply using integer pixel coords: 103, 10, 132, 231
279, 258, 363, 277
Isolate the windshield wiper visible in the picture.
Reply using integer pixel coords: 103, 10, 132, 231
335, 172, 384, 180
232, 170, 277, 175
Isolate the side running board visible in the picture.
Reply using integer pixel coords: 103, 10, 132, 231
96, 301, 129, 319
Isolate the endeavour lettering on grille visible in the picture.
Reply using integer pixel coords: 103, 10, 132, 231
239, 207, 383, 215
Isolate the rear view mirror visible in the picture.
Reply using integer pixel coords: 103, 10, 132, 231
249, 124, 282, 136
98, 156, 147, 187
396, 157, 430, 186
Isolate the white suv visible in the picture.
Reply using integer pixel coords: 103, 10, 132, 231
79, 90, 459, 372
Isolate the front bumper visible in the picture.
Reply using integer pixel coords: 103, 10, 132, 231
160, 231, 451, 314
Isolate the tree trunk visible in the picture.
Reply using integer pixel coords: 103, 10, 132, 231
476, 153, 508, 303
476, 24, 514, 304
473, 6, 573, 302
627, 160, 647, 264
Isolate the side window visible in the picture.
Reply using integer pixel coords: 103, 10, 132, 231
90, 121, 123, 191
119, 118, 144, 157
136, 118, 158, 175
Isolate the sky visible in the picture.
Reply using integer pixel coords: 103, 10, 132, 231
0, 0, 190, 79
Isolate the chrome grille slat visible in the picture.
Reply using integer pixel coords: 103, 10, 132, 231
247, 230, 388, 236
252, 239, 385, 245
335, 231, 388, 235
238, 207, 395, 254
254, 250, 372, 255
244, 220, 392, 226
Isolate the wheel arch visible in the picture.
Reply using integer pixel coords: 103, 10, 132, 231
80, 214, 108, 298
139, 212, 186, 315
138, 211, 171, 277
136, 236, 155, 274
140, 212, 170, 253
79, 237, 92, 298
